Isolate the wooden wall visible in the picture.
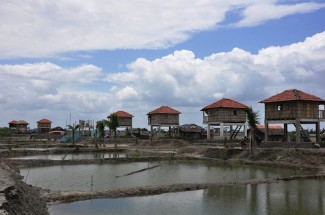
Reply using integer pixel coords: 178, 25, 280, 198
204, 108, 246, 123
148, 114, 179, 125
265, 101, 320, 120
118, 117, 132, 127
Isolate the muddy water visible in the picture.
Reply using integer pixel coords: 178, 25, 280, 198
11, 152, 127, 160
48, 179, 325, 215
20, 160, 310, 191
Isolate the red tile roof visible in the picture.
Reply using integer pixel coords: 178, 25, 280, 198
15, 120, 29, 125
201, 98, 248, 111
113, 110, 134, 118
37, 119, 52, 123
257, 125, 283, 129
8, 120, 17, 124
260, 89, 325, 103
147, 106, 181, 115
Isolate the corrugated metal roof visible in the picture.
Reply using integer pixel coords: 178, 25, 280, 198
147, 106, 181, 115
260, 89, 325, 103
201, 98, 248, 111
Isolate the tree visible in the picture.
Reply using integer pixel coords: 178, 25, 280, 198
245, 107, 260, 154
67, 124, 80, 145
96, 120, 106, 147
107, 113, 119, 149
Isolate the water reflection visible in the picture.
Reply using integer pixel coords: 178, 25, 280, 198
49, 179, 325, 215
20, 161, 311, 191
11, 152, 126, 160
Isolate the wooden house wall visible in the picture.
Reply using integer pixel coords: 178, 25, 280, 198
265, 101, 319, 120
118, 117, 132, 127
148, 114, 179, 125
205, 108, 246, 123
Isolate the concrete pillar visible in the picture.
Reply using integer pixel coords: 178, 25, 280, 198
220, 122, 224, 137
207, 124, 211, 140
284, 123, 288, 143
264, 121, 269, 143
316, 121, 320, 143
244, 121, 248, 137
296, 119, 301, 144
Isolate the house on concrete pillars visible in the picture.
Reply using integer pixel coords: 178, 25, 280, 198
260, 89, 325, 144
201, 98, 248, 140
147, 106, 181, 137
109, 110, 134, 130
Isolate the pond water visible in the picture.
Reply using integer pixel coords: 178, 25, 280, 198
20, 160, 311, 191
49, 179, 325, 215
11, 152, 127, 160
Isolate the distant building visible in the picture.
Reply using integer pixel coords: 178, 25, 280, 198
8, 120, 29, 133
260, 89, 325, 144
201, 98, 248, 140
37, 119, 52, 133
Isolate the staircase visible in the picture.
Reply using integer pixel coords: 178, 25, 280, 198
293, 124, 311, 142
230, 125, 242, 140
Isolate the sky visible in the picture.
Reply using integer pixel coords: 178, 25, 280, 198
1, 0, 325, 129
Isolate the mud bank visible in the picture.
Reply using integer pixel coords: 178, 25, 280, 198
0, 164, 48, 215
43, 173, 325, 205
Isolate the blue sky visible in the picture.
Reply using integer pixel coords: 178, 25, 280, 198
1, 0, 325, 129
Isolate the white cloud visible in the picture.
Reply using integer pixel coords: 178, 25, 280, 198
236, 2, 325, 27
1, 0, 324, 58
1, 31, 325, 128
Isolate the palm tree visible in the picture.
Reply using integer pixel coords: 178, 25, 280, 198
67, 124, 80, 145
245, 107, 260, 154
107, 113, 119, 149
96, 120, 106, 147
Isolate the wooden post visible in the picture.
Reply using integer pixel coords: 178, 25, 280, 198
284, 123, 288, 143
264, 121, 269, 143
316, 121, 320, 143
207, 124, 211, 140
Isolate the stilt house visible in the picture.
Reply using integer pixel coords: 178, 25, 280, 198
37, 119, 52, 133
260, 89, 325, 144
147, 106, 181, 137
109, 110, 134, 129
201, 98, 248, 140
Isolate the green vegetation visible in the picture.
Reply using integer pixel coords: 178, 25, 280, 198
0, 127, 12, 137
245, 107, 260, 154
67, 124, 80, 145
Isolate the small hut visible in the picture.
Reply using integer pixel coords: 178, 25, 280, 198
201, 98, 248, 140
108, 111, 134, 129
147, 106, 181, 138
37, 119, 52, 133
256, 125, 284, 142
178, 124, 205, 140
260, 89, 325, 144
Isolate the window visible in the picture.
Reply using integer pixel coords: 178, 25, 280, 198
277, 104, 283, 111
233, 110, 237, 115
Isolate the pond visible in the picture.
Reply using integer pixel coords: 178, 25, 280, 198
20, 160, 311, 191
49, 179, 325, 215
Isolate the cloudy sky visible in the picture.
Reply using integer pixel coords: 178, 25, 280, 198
1, 0, 325, 129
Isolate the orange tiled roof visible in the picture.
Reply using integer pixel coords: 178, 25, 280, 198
147, 106, 181, 115
201, 98, 248, 111
37, 119, 52, 123
257, 125, 283, 129
113, 110, 134, 118
15, 120, 28, 125
260, 89, 325, 103
8, 120, 17, 124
